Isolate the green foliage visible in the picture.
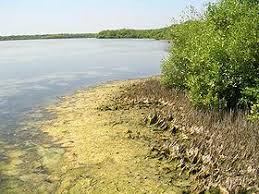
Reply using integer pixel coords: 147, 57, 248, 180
96, 27, 172, 40
242, 83, 259, 120
249, 102, 259, 121
0, 27, 172, 41
0, 33, 96, 41
161, 0, 259, 117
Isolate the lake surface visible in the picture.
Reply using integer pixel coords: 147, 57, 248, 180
0, 38, 168, 128
0, 39, 168, 192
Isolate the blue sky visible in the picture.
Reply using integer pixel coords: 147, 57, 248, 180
0, 0, 215, 35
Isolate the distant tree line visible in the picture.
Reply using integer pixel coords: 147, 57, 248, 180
96, 27, 173, 40
0, 27, 173, 41
0, 33, 96, 41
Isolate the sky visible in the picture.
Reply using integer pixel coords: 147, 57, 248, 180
0, 0, 215, 36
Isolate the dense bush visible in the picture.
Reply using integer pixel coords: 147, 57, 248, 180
161, 0, 259, 118
96, 27, 172, 40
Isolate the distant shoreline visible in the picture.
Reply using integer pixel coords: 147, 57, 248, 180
0, 33, 96, 42
0, 27, 172, 41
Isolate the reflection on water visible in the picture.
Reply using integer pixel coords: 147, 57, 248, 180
0, 39, 168, 193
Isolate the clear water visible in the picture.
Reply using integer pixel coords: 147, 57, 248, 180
0, 38, 168, 192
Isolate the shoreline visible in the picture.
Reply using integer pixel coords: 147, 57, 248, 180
0, 27, 171, 42
0, 37, 168, 43
39, 78, 189, 193
42, 77, 259, 193
9, 77, 256, 193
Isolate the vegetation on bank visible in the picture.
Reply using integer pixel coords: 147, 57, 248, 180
0, 33, 96, 41
4, 0, 256, 119
0, 27, 172, 41
1, 0, 256, 192
118, 79, 259, 193
96, 27, 172, 40
161, 0, 259, 120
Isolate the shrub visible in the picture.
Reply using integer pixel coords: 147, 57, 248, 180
161, 0, 259, 115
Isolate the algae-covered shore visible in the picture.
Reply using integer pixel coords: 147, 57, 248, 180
39, 79, 190, 193
4, 77, 256, 193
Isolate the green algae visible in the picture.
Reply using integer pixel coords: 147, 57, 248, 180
1, 80, 193, 194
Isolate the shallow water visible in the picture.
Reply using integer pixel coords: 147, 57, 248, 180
0, 38, 168, 193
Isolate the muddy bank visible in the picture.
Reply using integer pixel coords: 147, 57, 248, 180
112, 78, 259, 193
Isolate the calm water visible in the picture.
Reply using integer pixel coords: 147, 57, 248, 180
0, 38, 168, 192
0, 38, 168, 137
